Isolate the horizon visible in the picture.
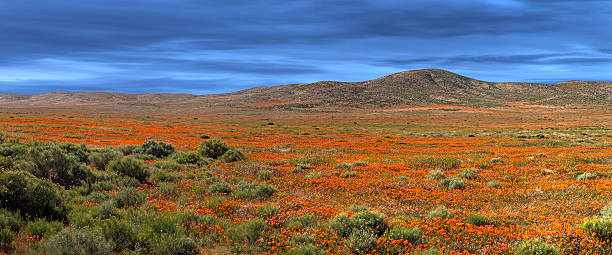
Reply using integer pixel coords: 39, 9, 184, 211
2, 0, 612, 95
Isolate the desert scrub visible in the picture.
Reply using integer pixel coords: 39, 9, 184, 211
577, 172, 597, 181
383, 225, 422, 244
410, 156, 461, 170
88, 148, 122, 170
427, 169, 445, 180
114, 187, 147, 208
428, 205, 453, 219
440, 177, 466, 189
41, 228, 113, 255
19, 144, 92, 187
234, 181, 276, 199
286, 214, 318, 230
106, 156, 150, 182
25, 219, 63, 239
98, 216, 137, 252
602, 204, 612, 218
139, 140, 175, 158
513, 238, 560, 255
198, 139, 229, 159
208, 182, 232, 195
257, 169, 272, 180
225, 218, 267, 245
289, 244, 325, 255
0, 171, 66, 219
0, 209, 22, 233
218, 149, 246, 163
466, 213, 495, 226
256, 205, 280, 219
580, 218, 612, 241
345, 229, 378, 255
458, 168, 478, 180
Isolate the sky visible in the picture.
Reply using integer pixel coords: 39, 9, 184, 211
1, 0, 611, 94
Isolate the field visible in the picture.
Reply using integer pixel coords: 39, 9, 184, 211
0, 105, 610, 254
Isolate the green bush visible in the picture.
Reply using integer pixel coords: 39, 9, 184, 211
349, 211, 388, 236
173, 152, 202, 166
0, 228, 15, 252
219, 149, 246, 163
602, 204, 612, 218
345, 229, 377, 255
427, 169, 445, 180
513, 238, 560, 255
256, 205, 280, 219
466, 213, 495, 226
428, 205, 453, 219
340, 171, 357, 178
0, 171, 66, 219
258, 169, 272, 180
289, 244, 325, 255
107, 156, 150, 182
458, 168, 478, 180
25, 219, 63, 239
93, 200, 116, 220
488, 179, 501, 188
158, 183, 179, 197
21, 144, 91, 187
151, 233, 199, 255
290, 233, 317, 246
99, 216, 137, 252
383, 226, 422, 244
580, 218, 612, 241
286, 214, 318, 230
577, 172, 597, 181
411, 156, 461, 170
151, 168, 182, 183
0, 209, 22, 232
329, 213, 352, 238
41, 228, 113, 255
234, 181, 276, 199
415, 247, 442, 255
140, 140, 175, 158
116, 144, 140, 156
440, 177, 466, 189
197, 140, 229, 159
114, 187, 147, 208
88, 148, 122, 170
225, 218, 266, 244
208, 182, 232, 195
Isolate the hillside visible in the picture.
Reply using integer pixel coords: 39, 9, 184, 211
1, 69, 610, 110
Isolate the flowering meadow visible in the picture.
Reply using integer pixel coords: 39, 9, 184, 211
0, 107, 609, 254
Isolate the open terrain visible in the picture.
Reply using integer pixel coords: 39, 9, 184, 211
0, 69, 610, 254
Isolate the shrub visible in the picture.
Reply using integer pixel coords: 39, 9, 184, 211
114, 187, 147, 208
292, 163, 312, 173
257, 169, 272, 180
577, 172, 597, 181
466, 213, 495, 226
208, 182, 232, 195
256, 205, 280, 219
21, 144, 91, 187
151, 168, 182, 183
107, 156, 150, 182
41, 228, 113, 255
289, 244, 325, 255
173, 152, 201, 165
225, 218, 266, 244
345, 229, 377, 255
197, 140, 229, 159
349, 211, 388, 236
440, 177, 466, 189
234, 181, 276, 199
427, 169, 445, 180
602, 204, 612, 218
151, 234, 199, 255
411, 156, 461, 170
340, 171, 357, 178
513, 238, 560, 255
0, 228, 15, 252
99, 217, 137, 252
25, 219, 63, 238
488, 179, 501, 188
383, 226, 422, 244
458, 168, 478, 180
140, 140, 175, 158
329, 213, 352, 238
290, 233, 317, 246
158, 183, 179, 197
286, 214, 318, 230
219, 149, 246, 163
93, 200, 116, 220
580, 218, 612, 242
0, 209, 22, 232
428, 205, 453, 219
0, 171, 66, 219
116, 144, 140, 156
88, 148, 122, 170
415, 247, 442, 255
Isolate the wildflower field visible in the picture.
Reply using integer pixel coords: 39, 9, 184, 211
0, 106, 610, 254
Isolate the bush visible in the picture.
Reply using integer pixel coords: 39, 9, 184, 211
99, 217, 137, 252
219, 149, 246, 163
0, 171, 66, 219
116, 144, 140, 156
383, 226, 422, 244
140, 140, 175, 158
21, 144, 91, 187
577, 172, 597, 181
329, 213, 352, 238
257, 169, 272, 180
340, 171, 357, 178
289, 244, 325, 255
466, 213, 495, 226
173, 152, 201, 165
256, 205, 280, 219
513, 238, 560, 255
0, 209, 22, 232
428, 205, 452, 219
458, 168, 478, 180
580, 218, 612, 241
93, 200, 116, 220
0, 228, 15, 252
88, 148, 122, 170
225, 218, 266, 244
488, 179, 501, 188
440, 177, 466, 189
151, 234, 199, 255
197, 140, 229, 159
25, 219, 63, 238
234, 181, 276, 199
411, 156, 461, 170
602, 204, 612, 218
208, 182, 232, 195
41, 228, 113, 255
349, 211, 388, 236
345, 229, 377, 255
290, 233, 317, 246
415, 247, 442, 255
107, 156, 150, 182
114, 187, 147, 208
427, 169, 445, 180
286, 214, 318, 230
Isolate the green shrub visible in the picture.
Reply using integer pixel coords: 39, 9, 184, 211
219, 149, 246, 163
93, 200, 116, 220
173, 152, 202, 165
107, 156, 150, 182
25, 219, 63, 238
290, 233, 317, 246
256, 205, 280, 219
0, 209, 22, 232
488, 179, 501, 188
197, 140, 229, 159
428, 205, 452, 219
577, 172, 597, 181
140, 140, 175, 158
383, 226, 422, 244
602, 204, 612, 218
329, 213, 352, 238
258, 169, 272, 180
458, 168, 478, 180
286, 214, 318, 230
415, 247, 442, 255
159, 183, 179, 197
99, 217, 137, 252
114, 187, 147, 208
292, 163, 312, 173
208, 182, 232, 195
580, 218, 612, 241
349, 211, 388, 236
151, 233, 199, 255
440, 177, 466, 189
67, 205, 97, 228
411, 156, 461, 170
345, 229, 377, 255
0, 171, 66, 219
88, 148, 122, 170
289, 244, 325, 255
150, 167, 182, 183
427, 169, 446, 180
21, 144, 92, 187
0, 228, 15, 252
234, 181, 276, 199
225, 218, 266, 244
513, 238, 560, 255
116, 144, 140, 156
466, 213, 495, 226
41, 228, 113, 255
340, 171, 357, 178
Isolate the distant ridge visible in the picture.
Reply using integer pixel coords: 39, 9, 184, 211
1, 69, 610, 109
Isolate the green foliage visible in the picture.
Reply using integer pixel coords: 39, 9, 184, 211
0, 209, 22, 232
513, 238, 560, 255
415, 247, 442, 255
602, 204, 612, 218
0, 171, 66, 219
290, 233, 317, 246
25, 219, 63, 238
286, 214, 318, 230
458, 168, 479, 180
219, 149, 246, 163
140, 140, 175, 158
256, 205, 280, 219
41, 228, 113, 255
577, 172, 597, 181
116, 144, 140, 156
234, 181, 277, 199
0, 228, 15, 252
197, 140, 229, 159
93, 200, 116, 220
488, 179, 501, 188
20, 144, 92, 187
428, 205, 453, 219
383, 226, 422, 244
107, 156, 150, 182
345, 229, 377, 255
114, 187, 147, 208
158, 182, 179, 197
88, 148, 122, 170
208, 182, 232, 195
151, 234, 199, 255
226, 218, 266, 244
466, 213, 495, 226
440, 177, 466, 189
411, 156, 461, 170
427, 169, 445, 180
580, 218, 612, 242
340, 170, 357, 178
349, 211, 388, 236
329, 213, 352, 237
99, 216, 137, 252
289, 244, 325, 255
151, 167, 182, 183
257, 169, 272, 180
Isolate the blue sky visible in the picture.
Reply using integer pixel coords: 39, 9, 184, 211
1, 0, 611, 94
